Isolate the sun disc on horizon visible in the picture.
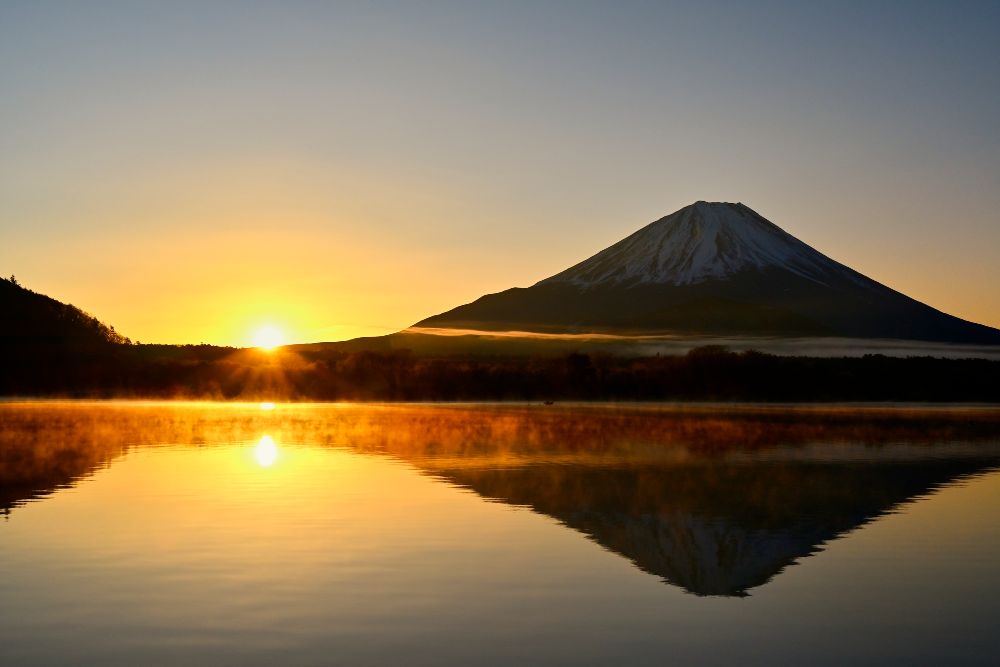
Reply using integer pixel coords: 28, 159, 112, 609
251, 325, 285, 351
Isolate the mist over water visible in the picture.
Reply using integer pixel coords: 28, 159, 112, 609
404, 327, 1000, 359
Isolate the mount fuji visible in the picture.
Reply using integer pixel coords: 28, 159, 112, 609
414, 202, 1000, 344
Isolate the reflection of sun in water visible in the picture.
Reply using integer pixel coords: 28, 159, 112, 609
254, 435, 279, 467
259, 402, 275, 411
251, 325, 285, 351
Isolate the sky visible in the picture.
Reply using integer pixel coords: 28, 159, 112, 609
2, 0, 999, 346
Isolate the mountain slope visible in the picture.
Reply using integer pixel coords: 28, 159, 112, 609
0, 276, 129, 345
416, 202, 1000, 344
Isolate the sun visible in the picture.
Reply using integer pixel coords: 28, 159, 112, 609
251, 325, 285, 351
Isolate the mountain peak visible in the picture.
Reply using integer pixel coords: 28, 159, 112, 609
416, 202, 1000, 344
691, 199, 742, 209
538, 201, 840, 288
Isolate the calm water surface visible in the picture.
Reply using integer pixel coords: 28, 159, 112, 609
2, 402, 1000, 666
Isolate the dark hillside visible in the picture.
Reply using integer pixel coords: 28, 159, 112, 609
0, 276, 129, 345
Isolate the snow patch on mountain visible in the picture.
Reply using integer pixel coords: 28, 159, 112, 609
539, 201, 857, 288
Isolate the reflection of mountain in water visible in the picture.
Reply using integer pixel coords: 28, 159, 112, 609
427, 459, 1000, 596
2, 402, 999, 595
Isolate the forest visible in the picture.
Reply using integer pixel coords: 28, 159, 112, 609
2, 341, 998, 402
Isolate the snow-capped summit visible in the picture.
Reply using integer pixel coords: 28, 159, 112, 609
414, 202, 1000, 344
539, 201, 849, 288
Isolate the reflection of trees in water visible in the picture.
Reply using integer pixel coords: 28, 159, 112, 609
3, 402, 999, 595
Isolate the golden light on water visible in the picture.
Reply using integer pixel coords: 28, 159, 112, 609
254, 435, 279, 467
259, 402, 276, 411
251, 325, 285, 351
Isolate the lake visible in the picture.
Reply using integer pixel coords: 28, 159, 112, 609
2, 401, 1000, 666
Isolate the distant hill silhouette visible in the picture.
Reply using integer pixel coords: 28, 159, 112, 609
0, 275, 129, 345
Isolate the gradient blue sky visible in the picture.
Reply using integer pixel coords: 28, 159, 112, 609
2, 1, 998, 344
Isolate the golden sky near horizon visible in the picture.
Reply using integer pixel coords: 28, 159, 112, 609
2, 3, 999, 346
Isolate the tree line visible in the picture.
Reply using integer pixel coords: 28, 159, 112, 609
2, 342, 998, 402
